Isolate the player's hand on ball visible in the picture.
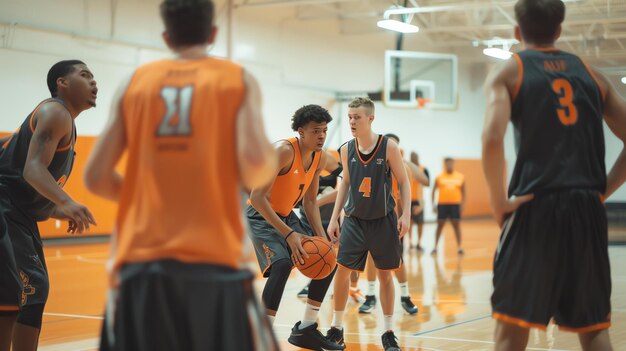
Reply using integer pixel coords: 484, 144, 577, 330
287, 232, 309, 265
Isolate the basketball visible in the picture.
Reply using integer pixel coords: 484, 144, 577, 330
294, 236, 336, 280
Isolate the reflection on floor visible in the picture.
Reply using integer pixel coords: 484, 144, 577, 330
38, 221, 626, 350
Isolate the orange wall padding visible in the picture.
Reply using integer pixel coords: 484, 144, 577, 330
1, 132, 121, 238
453, 158, 506, 218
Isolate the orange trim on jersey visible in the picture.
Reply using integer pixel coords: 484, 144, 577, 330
492, 312, 547, 330
29, 99, 74, 151
2, 135, 13, 150
355, 135, 383, 165
28, 99, 53, 133
56, 139, 73, 152
530, 47, 560, 53
558, 322, 611, 333
337, 262, 364, 272
511, 53, 524, 103
0, 305, 20, 311
374, 265, 401, 272
581, 59, 607, 102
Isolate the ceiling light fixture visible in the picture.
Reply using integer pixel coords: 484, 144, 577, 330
621, 77, 626, 84
378, 6, 419, 34
377, 19, 419, 33
483, 47, 512, 60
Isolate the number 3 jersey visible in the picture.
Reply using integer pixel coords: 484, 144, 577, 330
344, 135, 395, 220
115, 58, 246, 271
509, 49, 606, 197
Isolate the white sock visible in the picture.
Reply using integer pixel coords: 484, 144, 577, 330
399, 282, 409, 297
384, 315, 394, 331
267, 315, 275, 325
367, 281, 376, 296
300, 303, 320, 328
331, 310, 345, 329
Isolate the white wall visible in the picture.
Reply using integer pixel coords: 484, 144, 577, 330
1, 0, 625, 203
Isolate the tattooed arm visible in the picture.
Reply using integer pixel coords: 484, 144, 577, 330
23, 102, 96, 232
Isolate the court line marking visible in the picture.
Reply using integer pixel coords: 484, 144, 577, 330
44, 312, 103, 320
274, 325, 569, 350
414, 314, 491, 336
76, 255, 108, 264
45, 252, 108, 262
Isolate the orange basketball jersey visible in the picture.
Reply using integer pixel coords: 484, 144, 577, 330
267, 138, 321, 217
410, 165, 425, 201
392, 163, 412, 213
436, 171, 465, 205
114, 58, 245, 271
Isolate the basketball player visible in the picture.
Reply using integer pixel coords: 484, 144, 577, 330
431, 158, 465, 254
358, 133, 423, 316
482, 0, 626, 349
84, 1, 279, 350
328, 97, 410, 351
409, 151, 429, 251
296, 150, 366, 304
247, 104, 344, 351
0, 60, 98, 351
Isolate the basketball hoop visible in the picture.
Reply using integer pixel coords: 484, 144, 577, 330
417, 98, 432, 109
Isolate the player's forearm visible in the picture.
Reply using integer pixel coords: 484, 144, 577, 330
23, 161, 72, 206
303, 199, 325, 237
482, 137, 507, 209
400, 182, 412, 218
85, 172, 123, 202
241, 147, 278, 191
330, 181, 349, 221
249, 194, 293, 237
317, 190, 337, 207
605, 146, 626, 199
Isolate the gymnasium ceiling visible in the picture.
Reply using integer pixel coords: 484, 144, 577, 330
236, 0, 626, 71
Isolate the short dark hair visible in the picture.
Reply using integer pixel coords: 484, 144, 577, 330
515, 0, 565, 44
47, 60, 85, 97
291, 105, 333, 131
444, 157, 454, 162
160, 0, 214, 48
385, 133, 399, 143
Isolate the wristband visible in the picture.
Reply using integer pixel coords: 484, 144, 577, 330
285, 230, 295, 241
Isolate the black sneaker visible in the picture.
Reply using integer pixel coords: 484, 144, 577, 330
297, 285, 309, 298
381, 330, 401, 351
326, 327, 345, 348
400, 296, 418, 315
358, 295, 377, 313
288, 321, 345, 351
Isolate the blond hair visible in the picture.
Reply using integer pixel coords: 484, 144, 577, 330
348, 97, 375, 115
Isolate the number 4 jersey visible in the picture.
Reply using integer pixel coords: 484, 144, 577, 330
509, 49, 606, 197
344, 135, 395, 220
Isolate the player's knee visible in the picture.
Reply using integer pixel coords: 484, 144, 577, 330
262, 259, 292, 311
17, 303, 45, 329
377, 270, 393, 284
270, 258, 292, 278
307, 266, 336, 303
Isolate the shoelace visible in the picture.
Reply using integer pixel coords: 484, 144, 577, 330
327, 328, 343, 342
383, 332, 399, 348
